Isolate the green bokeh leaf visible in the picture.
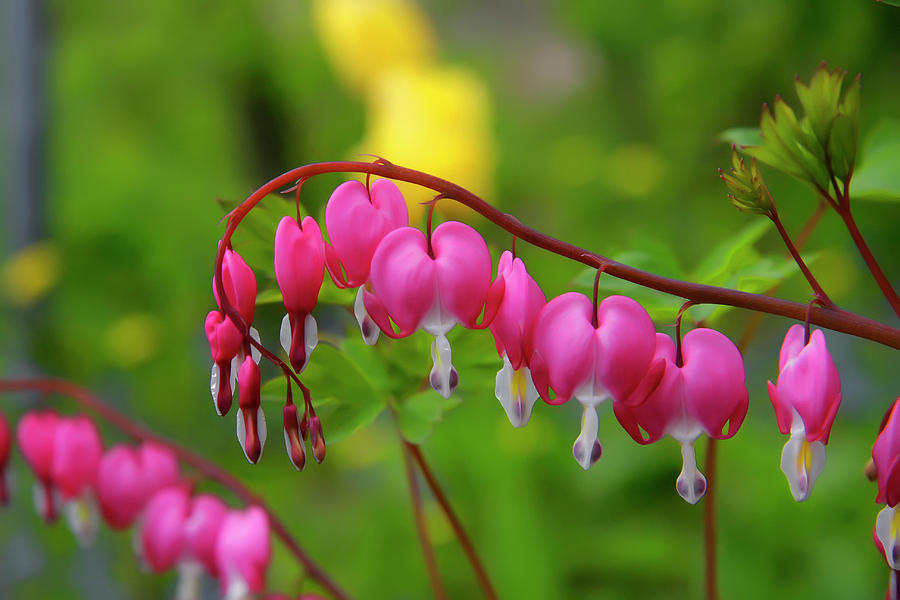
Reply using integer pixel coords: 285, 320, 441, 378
395, 390, 461, 444
851, 118, 900, 202
717, 127, 763, 147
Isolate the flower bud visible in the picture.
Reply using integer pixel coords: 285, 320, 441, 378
236, 356, 266, 464
282, 403, 306, 471
309, 415, 326, 464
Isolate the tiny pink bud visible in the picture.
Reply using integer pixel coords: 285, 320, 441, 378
309, 415, 325, 464
214, 247, 257, 326
282, 404, 306, 471
236, 356, 266, 464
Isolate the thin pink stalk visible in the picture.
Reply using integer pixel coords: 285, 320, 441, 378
401, 442, 447, 600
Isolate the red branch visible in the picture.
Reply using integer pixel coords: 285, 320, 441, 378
0, 378, 350, 600
401, 442, 447, 600
214, 161, 900, 350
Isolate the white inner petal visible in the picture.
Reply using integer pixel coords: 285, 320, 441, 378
877, 505, 900, 570
494, 354, 539, 428
210, 363, 222, 414
572, 405, 602, 470
224, 574, 252, 600
354, 286, 380, 345
429, 334, 458, 399
174, 562, 203, 600
235, 408, 267, 464
280, 314, 291, 354
573, 369, 609, 407
248, 327, 261, 363
422, 293, 457, 337
62, 494, 99, 547
301, 313, 319, 373
779, 410, 826, 502
675, 441, 707, 504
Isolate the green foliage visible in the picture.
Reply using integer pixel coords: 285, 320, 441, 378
395, 390, 461, 443
851, 119, 900, 202
719, 147, 774, 215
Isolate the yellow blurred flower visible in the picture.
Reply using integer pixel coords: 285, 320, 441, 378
311, 0, 436, 92
357, 65, 494, 222
103, 313, 162, 367
2, 242, 59, 306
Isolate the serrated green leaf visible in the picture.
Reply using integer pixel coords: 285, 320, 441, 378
851, 119, 900, 202
261, 342, 386, 444
395, 390, 461, 444
828, 113, 857, 181
717, 127, 763, 148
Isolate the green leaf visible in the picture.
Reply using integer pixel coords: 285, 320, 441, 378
395, 390, 461, 444
877, 0, 900, 7
691, 220, 771, 285
851, 119, 900, 202
261, 342, 386, 443
717, 127, 763, 148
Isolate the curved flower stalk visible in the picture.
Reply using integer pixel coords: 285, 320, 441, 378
529, 293, 661, 470
767, 324, 841, 501
96, 441, 180, 529
614, 329, 749, 504
275, 215, 325, 374
216, 506, 272, 600
874, 398, 900, 588
208, 248, 261, 417
365, 221, 504, 398
324, 179, 409, 345
488, 251, 546, 427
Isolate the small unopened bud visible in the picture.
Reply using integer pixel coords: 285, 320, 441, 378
309, 415, 326, 464
236, 356, 267, 464
719, 147, 774, 216
282, 404, 306, 471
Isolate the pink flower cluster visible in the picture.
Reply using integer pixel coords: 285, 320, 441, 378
6, 410, 271, 599
207, 178, 848, 505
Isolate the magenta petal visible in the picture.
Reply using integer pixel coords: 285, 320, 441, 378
216, 249, 257, 325
530, 293, 596, 403
184, 494, 228, 577
51, 416, 103, 500
874, 398, 900, 506
141, 486, 190, 573
369, 227, 436, 332
489, 251, 546, 367
680, 328, 748, 439
274, 216, 325, 315
593, 295, 658, 402
432, 221, 492, 327
325, 180, 409, 287
216, 506, 271, 595
767, 381, 792, 435
17, 410, 60, 482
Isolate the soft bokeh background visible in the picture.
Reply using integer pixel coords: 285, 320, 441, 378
2, 0, 899, 598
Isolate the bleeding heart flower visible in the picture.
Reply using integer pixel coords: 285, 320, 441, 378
275, 215, 325, 374
529, 293, 662, 470
365, 221, 504, 398
96, 441, 180, 529
325, 179, 409, 345
140, 485, 191, 573
767, 324, 842, 501
183, 493, 228, 578
488, 251, 546, 427
17, 410, 60, 521
216, 506, 271, 600
614, 329, 749, 503
51, 416, 104, 544
215, 247, 257, 327
874, 397, 900, 575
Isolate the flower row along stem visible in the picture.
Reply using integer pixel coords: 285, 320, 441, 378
214, 161, 900, 351
0, 378, 351, 600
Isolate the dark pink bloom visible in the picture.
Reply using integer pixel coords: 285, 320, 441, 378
183, 493, 228, 577
365, 221, 504, 398
0, 413, 11, 505
51, 415, 103, 500
236, 355, 266, 464
529, 293, 661, 469
17, 410, 60, 521
874, 398, 900, 573
96, 441, 180, 529
767, 324, 842, 501
140, 486, 191, 573
488, 251, 546, 427
325, 179, 409, 345
215, 247, 257, 327
275, 215, 325, 374
216, 506, 271, 598
206, 310, 244, 416
614, 329, 748, 503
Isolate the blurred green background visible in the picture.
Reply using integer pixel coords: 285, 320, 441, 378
1, 0, 899, 598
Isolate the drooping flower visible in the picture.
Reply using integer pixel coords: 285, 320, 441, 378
183, 493, 229, 578
208, 247, 261, 417
51, 416, 104, 544
614, 329, 749, 503
140, 485, 191, 573
488, 251, 546, 427
529, 293, 662, 470
216, 506, 271, 600
274, 216, 325, 374
96, 441, 180, 529
0, 412, 11, 505
324, 179, 408, 344
235, 355, 266, 464
873, 397, 900, 575
16, 410, 61, 521
767, 324, 842, 501
364, 221, 504, 398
